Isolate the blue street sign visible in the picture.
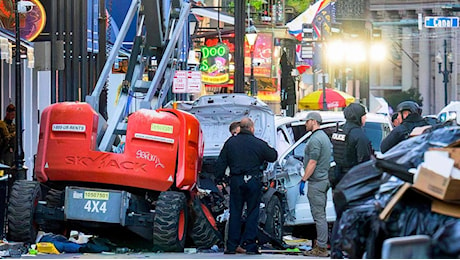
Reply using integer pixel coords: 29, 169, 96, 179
424, 16, 459, 28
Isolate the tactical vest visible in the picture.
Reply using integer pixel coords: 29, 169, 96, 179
331, 130, 347, 167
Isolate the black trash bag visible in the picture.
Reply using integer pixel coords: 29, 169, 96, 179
380, 126, 460, 169
79, 237, 118, 253
432, 220, 460, 258
331, 204, 378, 259
382, 190, 460, 258
333, 159, 382, 216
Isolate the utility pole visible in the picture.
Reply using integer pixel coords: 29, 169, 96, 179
14, 0, 26, 180
234, 0, 245, 93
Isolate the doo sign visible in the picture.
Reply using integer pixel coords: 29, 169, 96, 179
424, 16, 459, 28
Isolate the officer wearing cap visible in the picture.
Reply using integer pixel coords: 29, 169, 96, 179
380, 100, 429, 153
299, 112, 331, 257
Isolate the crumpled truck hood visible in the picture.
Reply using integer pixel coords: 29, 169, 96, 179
174, 94, 276, 158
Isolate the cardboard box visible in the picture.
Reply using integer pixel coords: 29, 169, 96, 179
413, 166, 460, 201
431, 199, 460, 218
429, 147, 460, 168
379, 183, 411, 221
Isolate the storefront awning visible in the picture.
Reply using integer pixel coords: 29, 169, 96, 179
191, 8, 234, 25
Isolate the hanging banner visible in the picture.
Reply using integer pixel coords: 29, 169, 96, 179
199, 43, 230, 84
244, 32, 272, 78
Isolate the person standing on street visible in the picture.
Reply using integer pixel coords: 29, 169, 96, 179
380, 101, 429, 153
330, 103, 372, 189
330, 103, 372, 258
0, 104, 16, 166
299, 112, 331, 257
215, 117, 277, 255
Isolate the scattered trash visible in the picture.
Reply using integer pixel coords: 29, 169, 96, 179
115, 247, 129, 254
184, 248, 197, 254
40, 234, 82, 253
36, 242, 60, 254
298, 244, 312, 251
210, 245, 219, 252
28, 244, 38, 255
69, 231, 93, 244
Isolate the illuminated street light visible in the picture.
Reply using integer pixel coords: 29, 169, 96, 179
325, 39, 387, 106
370, 42, 387, 62
246, 30, 258, 96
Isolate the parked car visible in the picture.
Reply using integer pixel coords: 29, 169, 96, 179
269, 110, 393, 228
171, 96, 393, 244
294, 110, 393, 154
437, 101, 460, 125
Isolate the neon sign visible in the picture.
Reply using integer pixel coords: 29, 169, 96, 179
200, 43, 230, 84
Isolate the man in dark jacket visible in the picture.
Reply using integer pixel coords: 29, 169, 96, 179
330, 103, 372, 258
380, 101, 429, 153
215, 117, 277, 255
330, 103, 372, 189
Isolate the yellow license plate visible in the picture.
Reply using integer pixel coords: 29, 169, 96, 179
84, 191, 109, 200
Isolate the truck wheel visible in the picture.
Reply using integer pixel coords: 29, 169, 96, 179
40, 189, 66, 234
7, 180, 42, 243
190, 197, 223, 248
153, 191, 188, 252
264, 195, 283, 241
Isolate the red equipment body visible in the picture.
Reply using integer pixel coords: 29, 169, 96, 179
35, 102, 203, 191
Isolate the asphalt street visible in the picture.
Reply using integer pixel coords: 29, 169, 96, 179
20, 251, 328, 259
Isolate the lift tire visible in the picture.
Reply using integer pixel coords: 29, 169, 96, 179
7, 180, 42, 243
40, 189, 66, 234
189, 197, 223, 248
264, 195, 284, 242
153, 191, 188, 252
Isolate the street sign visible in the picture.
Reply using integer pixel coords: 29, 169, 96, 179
173, 71, 187, 93
187, 71, 202, 93
173, 71, 202, 93
424, 16, 459, 28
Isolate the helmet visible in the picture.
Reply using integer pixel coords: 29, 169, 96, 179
344, 103, 367, 125
397, 101, 421, 115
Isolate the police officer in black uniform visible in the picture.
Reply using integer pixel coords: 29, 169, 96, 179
380, 101, 429, 153
330, 103, 372, 259
330, 103, 372, 189
215, 117, 277, 255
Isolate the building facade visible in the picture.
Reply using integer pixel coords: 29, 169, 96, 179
369, 0, 459, 114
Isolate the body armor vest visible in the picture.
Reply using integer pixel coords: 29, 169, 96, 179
331, 130, 347, 167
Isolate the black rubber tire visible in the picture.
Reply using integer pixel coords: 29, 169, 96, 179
189, 197, 223, 248
7, 180, 42, 243
264, 195, 284, 242
40, 189, 66, 234
153, 191, 188, 252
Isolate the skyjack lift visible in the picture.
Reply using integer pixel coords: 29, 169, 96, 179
86, 0, 193, 152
